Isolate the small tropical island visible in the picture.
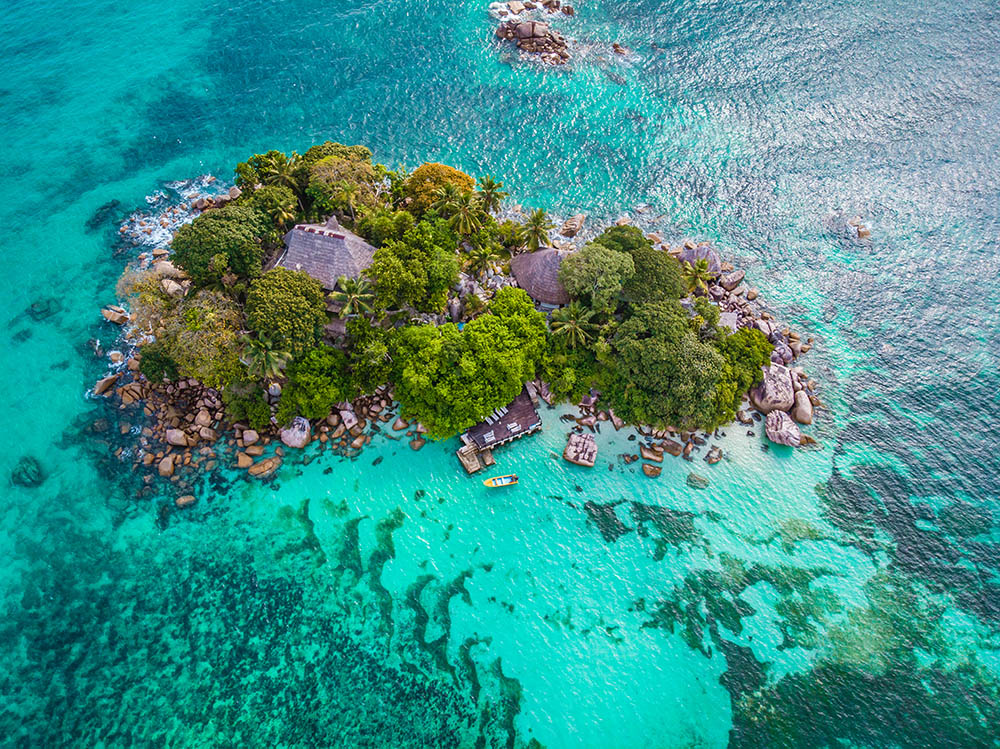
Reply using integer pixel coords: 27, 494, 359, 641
93, 141, 819, 495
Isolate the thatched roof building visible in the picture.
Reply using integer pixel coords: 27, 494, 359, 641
510, 248, 571, 307
277, 216, 376, 290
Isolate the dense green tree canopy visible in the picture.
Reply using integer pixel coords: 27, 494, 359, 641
391, 290, 547, 438
356, 208, 415, 247
621, 246, 685, 306
245, 267, 328, 355
558, 241, 635, 312
591, 225, 651, 255
158, 290, 245, 389
606, 301, 725, 430
403, 163, 475, 216
170, 204, 266, 285
366, 219, 459, 313
277, 345, 351, 423
306, 154, 378, 217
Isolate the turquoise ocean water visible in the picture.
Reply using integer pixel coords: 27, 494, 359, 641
2, 0, 999, 746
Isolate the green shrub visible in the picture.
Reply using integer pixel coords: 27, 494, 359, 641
277, 345, 351, 422
245, 267, 327, 355
138, 341, 179, 382
366, 219, 459, 313
226, 392, 271, 431
170, 204, 265, 285
356, 208, 415, 247
155, 290, 244, 389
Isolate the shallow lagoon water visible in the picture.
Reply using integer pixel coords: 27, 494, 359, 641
1, 0, 999, 746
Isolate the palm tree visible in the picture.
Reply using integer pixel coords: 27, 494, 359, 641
241, 335, 291, 381
450, 191, 485, 236
261, 151, 301, 191
465, 244, 499, 277
334, 180, 360, 222
681, 258, 714, 295
269, 198, 298, 231
431, 183, 462, 216
477, 176, 507, 214
549, 302, 598, 350
329, 275, 375, 318
523, 208, 555, 251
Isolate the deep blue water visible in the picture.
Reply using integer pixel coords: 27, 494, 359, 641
1, 0, 999, 746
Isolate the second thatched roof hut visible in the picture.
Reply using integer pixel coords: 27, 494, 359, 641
510, 248, 571, 307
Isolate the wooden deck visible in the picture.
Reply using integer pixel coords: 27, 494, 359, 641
464, 388, 542, 450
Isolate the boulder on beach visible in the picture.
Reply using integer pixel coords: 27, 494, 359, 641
661, 438, 684, 457
720, 269, 745, 291
165, 428, 188, 447
248, 456, 281, 478
563, 432, 597, 467
392, 417, 410, 431
242, 429, 259, 446
704, 446, 723, 464
765, 410, 801, 446
280, 416, 311, 449
236, 452, 253, 468
560, 214, 586, 237
642, 464, 661, 478
101, 305, 129, 325
157, 455, 175, 477
93, 373, 120, 396
640, 444, 663, 462
409, 436, 426, 451
340, 409, 358, 431
791, 390, 814, 425
749, 364, 795, 414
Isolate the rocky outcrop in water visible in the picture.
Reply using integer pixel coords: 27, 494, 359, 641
563, 432, 597, 466
496, 20, 569, 64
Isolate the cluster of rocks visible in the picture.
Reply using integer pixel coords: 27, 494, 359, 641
190, 185, 241, 212
490, 0, 575, 20
495, 19, 570, 65
91, 344, 427, 503
748, 363, 819, 447
558, 390, 725, 478
448, 269, 516, 322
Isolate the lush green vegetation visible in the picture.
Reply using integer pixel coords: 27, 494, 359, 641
245, 267, 327, 355
124, 141, 771, 438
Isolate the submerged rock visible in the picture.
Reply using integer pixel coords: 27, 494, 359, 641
705, 446, 723, 464
248, 456, 281, 478
11, 456, 44, 488
686, 472, 710, 490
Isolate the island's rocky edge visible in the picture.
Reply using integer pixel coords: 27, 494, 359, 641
85, 167, 823, 505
